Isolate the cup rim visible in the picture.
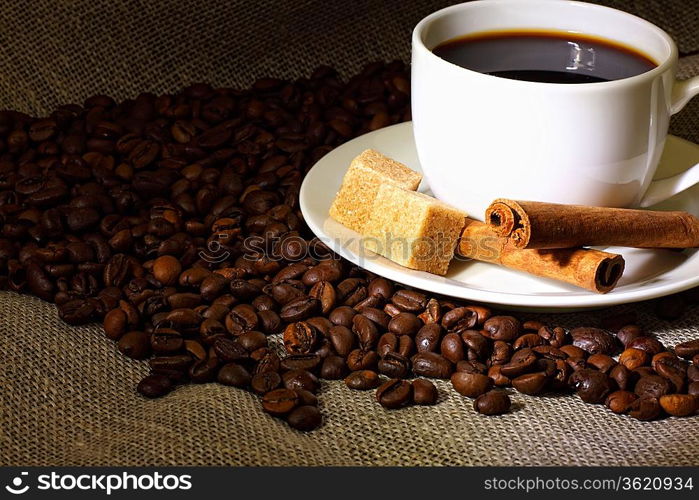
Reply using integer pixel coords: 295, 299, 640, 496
412, 0, 678, 89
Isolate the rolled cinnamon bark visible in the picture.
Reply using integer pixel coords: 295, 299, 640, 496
458, 219, 625, 293
486, 199, 699, 249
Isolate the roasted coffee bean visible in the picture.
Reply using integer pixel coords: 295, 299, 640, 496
309, 281, 336, 314
586, 354, 617, 373
500, 348, 538, 377
388, 312, 422, 336
474, 390, 511, 415
570, 327, 619, 355
416, 323, 442, 353
213, 337, 248, 362
483, 316, 520, 341
378, 352, 410, 379
513, 372, 549, 396
609, 364, 634, 391
460, 330, 489, 360
489, 341, 513, 366
376, 379, 413, 409
688, 382, 699, 397
344, 370, 380, 390
634, 375, 672, 399
674, 339, 699, 360
605, 390, 638, 414
629, 397, 662, 421
283, 321, 318, 354
329, 305, 356, 327
280, 353, 322, 373
440, 332, 465, 364
262, 388, 299, 416
217, 363, 252, 387
397, 336, 415, 358
294, 389, 318, 407
237, 330, 268, 352
225, 304, 259, 335
560, 344, 586, 359
689, 365, 699, 383
251, 371, 282, 395
616, 325, 643, 347
487, 365, 511, 386
368, 277, 393, 299
619, 348, 649, 370
538, 326, 566, 347
280, 297, 320, 322
441, 307, 478, 332
118, 330, 151, 359
377, 332, 399, 357
282, 369, 320, 393
412, 352, 453, 379
150, 354, 194, 372
346, 349, 379, 371
458, 360, 488, 374
189, 355, 219, 383
320, 355, 348, 379
104, 308, 128, 340
418, 298, 441, 324
570, 369, 614, 403
302, 263, 342, 286
328, 325, 355, 357
512, 333, 545, 350
306, 316, 332, 337
152, 255, 181, 286
451, 372, 493, 398
358, 307, 390, 329
626, 336, 665, 356
391, 289, 427, 312
658, 394, 698, 417
353, 313, 379, 350
150, 328, 184, 354
412, 379, 438, 405
651, 352, 687, 392
286, 405, 322, 431
137, 374, 173, 398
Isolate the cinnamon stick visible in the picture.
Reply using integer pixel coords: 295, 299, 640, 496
458, 219, 625, 293
485, 199, 699, 249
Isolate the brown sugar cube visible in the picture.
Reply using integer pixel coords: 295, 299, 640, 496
362, 184, 467, 275
329, 149, 422, 233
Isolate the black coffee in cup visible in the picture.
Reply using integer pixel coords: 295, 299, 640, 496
432, 30, 657, 83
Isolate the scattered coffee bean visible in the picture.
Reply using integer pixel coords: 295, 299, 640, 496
658, 394, 698, 417
287, 405, 322, 431
512, 372, 549, 396
474, 390, 511, 415
412, 379, 438, 405
137, 374, 173, 398
570, 369, 615, 403
604, 390, 638, 414
376, 379, 413, 409
262, 388, 299, 416
451, 372, 493, 398
345, 370, 380, 391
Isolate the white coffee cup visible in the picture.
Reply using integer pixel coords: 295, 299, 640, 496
411, 0, 699, 219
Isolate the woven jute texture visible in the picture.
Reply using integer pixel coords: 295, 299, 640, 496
1, 0, 699, 466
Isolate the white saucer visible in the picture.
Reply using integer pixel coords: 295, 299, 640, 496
299, 122, 699, 311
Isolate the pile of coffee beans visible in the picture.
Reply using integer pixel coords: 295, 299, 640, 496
0, 62, 697, 431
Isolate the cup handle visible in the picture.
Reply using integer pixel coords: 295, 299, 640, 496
638, 75, 699, 208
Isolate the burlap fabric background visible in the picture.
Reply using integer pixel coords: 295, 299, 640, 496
1, 0, 698, 466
